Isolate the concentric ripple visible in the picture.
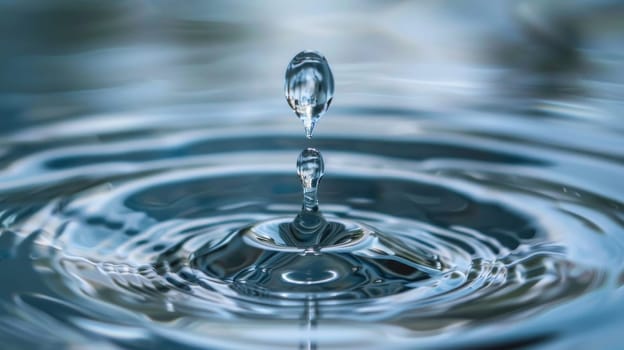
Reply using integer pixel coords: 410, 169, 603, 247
1, 109, 624, 349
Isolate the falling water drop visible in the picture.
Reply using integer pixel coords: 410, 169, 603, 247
285, 51, 335, 138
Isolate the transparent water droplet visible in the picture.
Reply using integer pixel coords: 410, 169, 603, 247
297, 148, 324, 212
285, 50, 334, 139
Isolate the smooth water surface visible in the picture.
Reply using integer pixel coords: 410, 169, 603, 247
1, 1, 624, 349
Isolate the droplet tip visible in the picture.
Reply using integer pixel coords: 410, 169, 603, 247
304, 126, 314, 139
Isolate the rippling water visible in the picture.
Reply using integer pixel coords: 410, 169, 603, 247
2, 1, 624, 349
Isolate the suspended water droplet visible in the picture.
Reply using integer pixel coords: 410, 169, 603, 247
297, 147, 324, 212
285, 50, 335, 138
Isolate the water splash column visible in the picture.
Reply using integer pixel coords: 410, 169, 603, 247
297, 148, 325, 213
284, 50, 334, 246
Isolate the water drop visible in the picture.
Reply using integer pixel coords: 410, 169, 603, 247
297, 148, 324, 212
285, 50, 335, 138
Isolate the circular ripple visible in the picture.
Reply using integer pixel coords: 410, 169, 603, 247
1, 125, 622, 348
16, 163, 598, 316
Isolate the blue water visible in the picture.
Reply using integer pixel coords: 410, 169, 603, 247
1, 1, 624, 349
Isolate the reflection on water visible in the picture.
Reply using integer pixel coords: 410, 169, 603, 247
1, 1, 624, 349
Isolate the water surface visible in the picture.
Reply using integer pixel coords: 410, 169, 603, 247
1, 1, 624, 349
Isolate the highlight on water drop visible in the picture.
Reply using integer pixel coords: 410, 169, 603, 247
284, 50, 335, 139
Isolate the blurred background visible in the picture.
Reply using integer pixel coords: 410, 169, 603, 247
1, 0, 623, 137
2, 2, 624, 349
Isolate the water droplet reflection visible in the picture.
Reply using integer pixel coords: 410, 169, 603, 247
284, 50, 335, 138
